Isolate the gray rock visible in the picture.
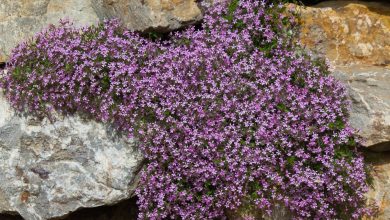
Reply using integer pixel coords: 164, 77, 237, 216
0, 0, 100, 63
0, 91, 143, 220
0, 0, 205, 63
333, 65, 390, 151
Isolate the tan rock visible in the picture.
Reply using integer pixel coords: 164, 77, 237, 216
364, 150, 390, 220
0, 0, 204, 63
298, 1, 390, 66
91, 0, 203, 32
226, 202, 290, 220
297, 1, 390, 150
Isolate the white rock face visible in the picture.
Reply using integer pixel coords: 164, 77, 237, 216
0, 91, 143, 220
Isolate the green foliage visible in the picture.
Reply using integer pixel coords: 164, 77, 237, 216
223, 0, 240, 22
328, 117, 345, 130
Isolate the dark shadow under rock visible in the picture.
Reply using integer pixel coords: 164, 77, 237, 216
57, 197, 138, 220
0, 197, 138, 220
0, 213, 24, 220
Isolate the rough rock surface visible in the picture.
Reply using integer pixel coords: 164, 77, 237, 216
298, 2, 390, 219
0, 0, 205, 63
0, 91, 143, 220
91, 0, 203, 32
0, 0, 100, 63
297, 1, 390, 150
299, 1, 390, 66
333, 65, 390, 150
364, 150, 390, 220
226, 203, 289, 220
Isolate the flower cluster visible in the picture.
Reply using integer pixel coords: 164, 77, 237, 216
1, 0, 371, 219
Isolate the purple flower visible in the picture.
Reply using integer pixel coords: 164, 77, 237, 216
0, 1, 372, 219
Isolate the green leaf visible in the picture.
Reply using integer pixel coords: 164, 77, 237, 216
228, 0, 240, 15
101, 75, 110, 91
347, 138, 356, 146
205, 181, 216, 196
328, 117, 345, 130
287, 156, 296, 166
335, 146, 353, 160
276, 103, 289, 112
163, 110, 171, 117
233, 19, 245, 30
12, 66, 28, 82
224, 0, 240, 22
65, 63, 73, 72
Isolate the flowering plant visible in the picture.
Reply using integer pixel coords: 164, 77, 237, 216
0, 0, 371, 219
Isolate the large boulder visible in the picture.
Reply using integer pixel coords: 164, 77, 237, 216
298, 2, 390, 218
0, 0, 205, 63
297, 1, 390, 150
298, 1, 390, 66
0, 90, 143, 220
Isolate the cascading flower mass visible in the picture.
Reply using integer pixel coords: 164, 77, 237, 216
0, 0, 371, 219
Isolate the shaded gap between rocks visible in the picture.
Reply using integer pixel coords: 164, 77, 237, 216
0, 197, 139, 220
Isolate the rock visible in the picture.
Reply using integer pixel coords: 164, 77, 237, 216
298, 1, 390, 66
226, 203, 290, 220
0, 0, 100, 63
0, 90, 143, 220
297, 1, 390, 150
91, 0, 203, 32
0, 0, 205, 63
364, 150, 390, 220
333, 65, 390, 151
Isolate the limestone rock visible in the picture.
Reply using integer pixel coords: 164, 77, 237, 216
333, 65, 390, 151
0, 0, 205, 63
0, 0, 100, 63
91, 0, 203, 32
0, 91, 143, 220
298, 1, 390, 66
